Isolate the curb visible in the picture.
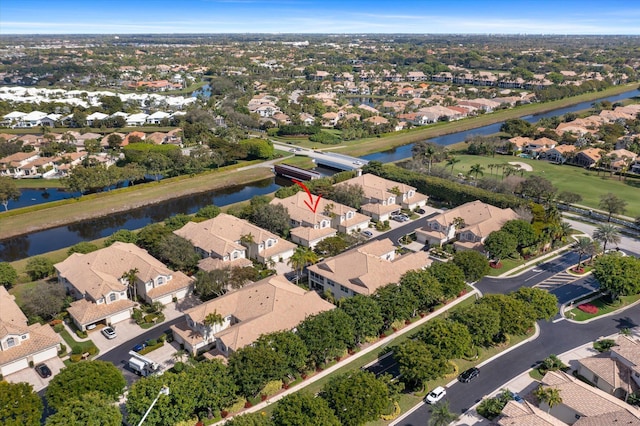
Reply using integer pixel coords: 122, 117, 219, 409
494, 244, 573, 279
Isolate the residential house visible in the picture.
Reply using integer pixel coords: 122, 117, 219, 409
270, 192, 370, 248
171, 275, 334, 356
86, 112, 109, 126
126, 113, 149, 127
498, 400, 567, 426
307, 238, 432, 300
0, 287, 61, 377
608, 149, 637, 171
415, 200, 519, 251
299, 113, 316, 126
540, 144, 577, 164
577, 335, 640, 399
146, 111, 171, 124
335, 173, 428, 222
54, 242, 193, 330
173, 213, 296, 265
536, 370, 640, 425
573, 148, 604, 168
0, 151, 40, 177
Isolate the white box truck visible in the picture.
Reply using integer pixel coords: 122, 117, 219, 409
128, 351, 160, 377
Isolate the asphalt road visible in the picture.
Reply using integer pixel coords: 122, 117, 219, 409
98, 317, 184, 385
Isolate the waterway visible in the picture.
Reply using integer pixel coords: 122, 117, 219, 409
2, 87, 638, 261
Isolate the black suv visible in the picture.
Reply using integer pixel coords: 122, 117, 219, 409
35, 363, 52, 378
458, 367, 480, 383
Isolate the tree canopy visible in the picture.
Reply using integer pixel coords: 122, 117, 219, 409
322, 371, 390, 426
45, 392, 122, 426
593, 254, 640, 300
272, 392, 340, 426
0, 381, 43, 426
452, 250, 490, 282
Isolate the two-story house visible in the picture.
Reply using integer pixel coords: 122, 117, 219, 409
54, 242, 193, 331
174, 213, 296, 266
0, 151, 41, 177
171, 275, 334, 357
270, 193, 370, 248
307, 239, 432, 300
0, 287, 61, 377
334, 174, 428, 222
416, 200, 519, 251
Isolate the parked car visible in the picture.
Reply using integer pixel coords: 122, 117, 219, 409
35, 363, 52, 378
458, 367, 480, 383
362, 230, 374, 238
512, 392, 524, 403
132, 342, 147, 352
415, 208, 426, 214
101, 326, 117, 340
425, 386, 447, 404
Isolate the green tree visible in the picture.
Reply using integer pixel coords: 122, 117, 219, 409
272, 391, 340, 426
592, 223, 621, 253
229, 343, 286, 397
400, 269, 444, 311
593, 254, 640, 300
323, 370, 389, 426
297, 309, 355, 367
121, 162, 146, 185
446, 157, 460, 175
24, 256, 54, 280
574, 237, 595, 268
194, 268, 230, 301
429, 401, 459, 426
104, 229, 138, 246
155, 234, 200, 273
189, 360, 238, 419
46, 361, 126, 410
22, 281, 66, 321
0, 381, 43, 426
453, 250, 490, 282
67, 241, 99, 255
250, 203, 290, 236
478, 294, 536, 336
0, 176, 21, 211
483, 230, 518, 264
125, 374, 189, 426
418, 317, 472, 359
426, 262, 466, 299
534, 386, 562, 413
339, 295, 384, 345
328, 183, 365, 209
225, 412, 272, 426
375, 284, 419, 327
314, 235, 349, 257
453, 303, 501, 347
468, 163, 485, 180
0, 262, 18, 288
518, 175, 557, 203
502, 219, 537, 252
195, 204, 221, 219
239, 138, 274, 159
164, 213, 192, 231
287, 246, 318, 283
394, 339, 449, 391
511, 287, 558, 321
255, 330, 309, 376
107, 133, 123, 150
500, 118, 535, 137
121, 267, 139, 302
599, 192, 627, 222
45, 391, 122, 426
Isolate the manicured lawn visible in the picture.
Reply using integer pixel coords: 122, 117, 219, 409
59, 328, 98, 354
442, 154, 640, 217
487, 257, 524, 277
566, 293, 640, 321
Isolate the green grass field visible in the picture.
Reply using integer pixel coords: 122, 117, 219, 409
441, 154, 640, 217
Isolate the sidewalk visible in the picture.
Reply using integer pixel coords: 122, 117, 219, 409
214, 288, 480, 425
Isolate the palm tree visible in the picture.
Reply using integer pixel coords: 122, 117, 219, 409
240, 232, 255, 260
468, 164, 485, 183
534, 386, 562, 413
429, 400, 459, 426
446, 157, 460, 175
574, 237, 594, 269
122, 268, 140, 302
287, 246, 319, 284
203, 310, 225, 339
592, 223, 621, 253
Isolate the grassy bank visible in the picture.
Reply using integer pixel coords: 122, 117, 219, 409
0, 164, 272, 240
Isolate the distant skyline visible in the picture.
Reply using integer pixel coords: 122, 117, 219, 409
1, 0, 639, 35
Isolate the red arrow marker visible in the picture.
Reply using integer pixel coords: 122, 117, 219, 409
292, 179, 323, 213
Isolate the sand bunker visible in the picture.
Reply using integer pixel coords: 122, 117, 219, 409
508, 161, 533, 172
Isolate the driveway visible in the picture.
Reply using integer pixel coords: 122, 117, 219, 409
4, 356, 65, 392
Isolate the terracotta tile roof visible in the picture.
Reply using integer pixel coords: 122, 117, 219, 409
336, 173, 418, 202
360, 202, 400, 216
55, 242, 180, 302
0, 287, 29, 339
499, 400, 567, 425
197, 257, 253, 272
612, 335, 640, 371
290, 226, 337, 242
146, 272, 193, 300
308, 238, 432, 296
183, 275, 334, 352
67, 298, 135, 326
0, 323, 61, 368
541, 371, 640, 419
574, 410, 640, 426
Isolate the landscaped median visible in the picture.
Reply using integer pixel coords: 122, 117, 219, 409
563, 292, 640, 322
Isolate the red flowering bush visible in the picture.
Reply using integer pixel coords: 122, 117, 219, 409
578, 303, 598, 314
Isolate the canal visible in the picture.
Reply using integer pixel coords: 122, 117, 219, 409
1, 87, 637, 261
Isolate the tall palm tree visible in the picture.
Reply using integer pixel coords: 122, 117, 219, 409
592, 223, 621, 253
287, 247, 318, 284
446, 157, 460, 175
429, 400, 459, 426
240, 232, 255, 260
122, 268, 139, 302
468, 163, 485, 182
203, 310, 225, 339
534, 386, 562, 413
574, 237, 595, 268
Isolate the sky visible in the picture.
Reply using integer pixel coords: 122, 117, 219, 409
1, 0, 639, 35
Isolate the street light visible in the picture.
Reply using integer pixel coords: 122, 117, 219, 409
137, 385, 169, 426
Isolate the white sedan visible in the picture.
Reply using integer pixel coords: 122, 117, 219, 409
425, 386, 447, 404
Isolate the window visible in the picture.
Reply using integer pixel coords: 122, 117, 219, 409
6, 337, 15, 348
110, 293, 117, 302
157, 277, 164, 285
233, 252, 238, 259
340, 285, 349, 293
21, 334, 27, 340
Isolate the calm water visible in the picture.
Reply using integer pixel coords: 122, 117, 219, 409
2, 87, 637, 260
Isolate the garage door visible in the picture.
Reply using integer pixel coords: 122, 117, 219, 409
1, 357, 29, 376
32, 347, 59, 364
156, 294, 173, 305
110, 310, 131, 325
